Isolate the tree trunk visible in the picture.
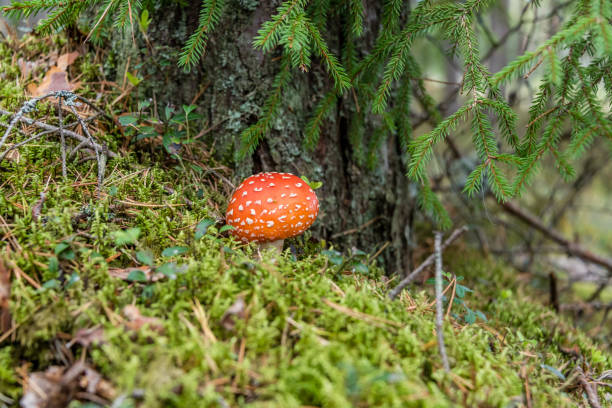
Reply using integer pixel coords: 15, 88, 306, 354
102, 1, 418, 274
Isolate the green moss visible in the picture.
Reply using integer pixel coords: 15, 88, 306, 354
2, 148, 610, 406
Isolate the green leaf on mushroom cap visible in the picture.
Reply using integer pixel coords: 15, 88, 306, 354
300, 175, 323, 190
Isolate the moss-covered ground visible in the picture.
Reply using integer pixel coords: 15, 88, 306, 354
1, 35, 611, 408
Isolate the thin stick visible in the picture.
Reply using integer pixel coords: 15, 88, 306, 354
67, 104, 105, 190
0, 108, 118, 158
388, 226, 468, 299
576, 366, 601, 408
434, 231, 450, 372
58, 96, 67, 178
0, 129, 56, 162
500, 201, 612, 272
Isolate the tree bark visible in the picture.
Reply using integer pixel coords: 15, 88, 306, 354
102, 1, 417, 273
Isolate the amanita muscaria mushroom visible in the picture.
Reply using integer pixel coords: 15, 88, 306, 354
225, 172, 319, 252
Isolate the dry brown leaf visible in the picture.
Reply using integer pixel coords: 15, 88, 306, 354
0, 259, 11, 334
4, 148, 20, 163
220, 296, 246, 331
21, 366, 73, 408
20, 362, 115, 408
18, 58, 40, 82
27, 66, 79, 96
107, 266, 165, 282
67, 325, 106, 348
31, 191, 47, 222
27, 51, 80, 97
123, 304, 164, 333
56, 51, 80, 71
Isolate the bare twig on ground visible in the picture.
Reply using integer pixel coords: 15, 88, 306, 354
58, 96, 67, 178
0, 91, 117, 190
434, 231, 450, 372
500, 201, 612, 273
388, 226, 468, 300
32, 176, 51, 221
575, 366, 601, 408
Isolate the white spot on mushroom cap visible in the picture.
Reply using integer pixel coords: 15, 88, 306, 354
227, 209, 233, 216
281, 193, 286, 198
246, 201, 252, 206
279, 215, 287, 222
254, 187, 263, 192
250, 209, 256, 215
268, 183, 275, 187
246, 218, 254, 225
267, 198, 273, 203
238, 204, 244, 211
296, 183, 302, 187
242, 191, 248, 197
267, 221, 274, 227
290, 193, 297, 198
249, 181, 255, 184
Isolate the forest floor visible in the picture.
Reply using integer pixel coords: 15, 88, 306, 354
0, 34, 611, 408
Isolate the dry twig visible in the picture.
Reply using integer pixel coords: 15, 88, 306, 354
500, 202, 612, 273
434, 231, 450, 372
0, 91, 118, 190
388, 226, 468, 299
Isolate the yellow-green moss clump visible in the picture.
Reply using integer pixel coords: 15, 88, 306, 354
1, 36, 610, 408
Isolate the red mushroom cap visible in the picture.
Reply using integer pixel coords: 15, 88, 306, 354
225, 172, 319, 243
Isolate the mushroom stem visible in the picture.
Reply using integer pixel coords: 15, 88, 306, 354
258, 240, 284, 253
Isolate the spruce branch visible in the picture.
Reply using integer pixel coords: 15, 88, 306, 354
178, 0, 226, 71
304, 90, 337, 150
407, 104, 473, 182
253, 0, 308, 52
417, 181, 452, 230
306, 21, 351, 92
492, 15, 598, 85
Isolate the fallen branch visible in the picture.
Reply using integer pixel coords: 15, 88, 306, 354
500, 201, 612, 272
0, 92, 119, 192
0, 109, 117, 159
560, 301, 612, 312
434, 231, 450, 372
388, 226, 468, 299
0, 96, 118, 161
575, 366, 601, 408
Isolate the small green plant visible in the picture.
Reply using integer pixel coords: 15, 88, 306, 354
427, 272, 487, 324
322, 247, 371, 275
119, 103, 203, 157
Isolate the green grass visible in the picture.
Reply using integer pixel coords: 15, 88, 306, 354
1, 34, 611, 408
